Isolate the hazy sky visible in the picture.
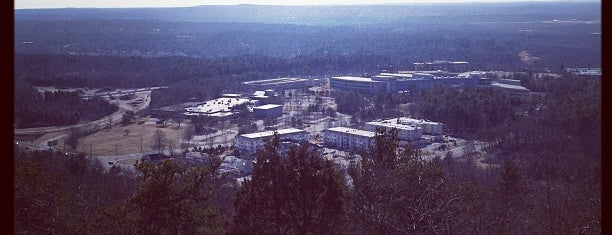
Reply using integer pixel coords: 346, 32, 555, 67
14, 0, 595, 9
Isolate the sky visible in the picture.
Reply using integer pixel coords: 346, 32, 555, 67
14, 0, 597, 9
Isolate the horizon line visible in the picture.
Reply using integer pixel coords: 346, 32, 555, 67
14, 0, 600, 10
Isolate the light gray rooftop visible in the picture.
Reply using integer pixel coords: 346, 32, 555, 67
490, 82, 530, 91
331, 76, 374, 82
324, 127, 376, 138
241, 128, 307, 139
254, 104, 282, 110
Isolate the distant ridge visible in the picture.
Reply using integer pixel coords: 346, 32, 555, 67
15, 2, 600, 25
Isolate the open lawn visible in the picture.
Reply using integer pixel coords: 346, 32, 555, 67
78, 120, 189, 156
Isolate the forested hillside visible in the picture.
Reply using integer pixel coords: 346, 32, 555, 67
15, 2, 601, 68
14, 79, 118, 128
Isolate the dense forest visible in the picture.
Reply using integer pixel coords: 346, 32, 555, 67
14, 80, 118, 128
15, 18, 600, 68
15, 3, 599, 25
15, 2, 600, 68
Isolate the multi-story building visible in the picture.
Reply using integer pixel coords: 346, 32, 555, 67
321, 127, 376, 152
329, 72, 485, 94
329, 76, 387, 94
366, 117, 444, 139
243, 77, 311, 91
365, 120, 423, 141
413, 60, 469, 72
234, 128, 309, 156
253, 104, 283, 118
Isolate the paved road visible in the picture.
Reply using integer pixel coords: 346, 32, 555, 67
14, 107, 127, 135
15, 90, 153, 136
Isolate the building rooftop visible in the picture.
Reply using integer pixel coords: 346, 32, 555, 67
490, 82, 530, 91
184, 97, 252, 115
379, 72, 413, 78
366, 120, 419, 131
324, 127, 376, 138
395, 117, 441, 125
331, 76, 375, 82
457, 71, 488, 78
240, 128, 307, 139
368, 117, 442, 130
243, 77, 309, 85
221, 93, 242, 98
254, 104, 282, 110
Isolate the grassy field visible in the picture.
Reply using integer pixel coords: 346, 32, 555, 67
78, 120, 189, 156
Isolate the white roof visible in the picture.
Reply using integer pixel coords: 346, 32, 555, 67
396, 117, 441, 125
222, 93, 242, 98
366, 120, 418, 131
490, 82, 530, 91
243, 77, 308, 85
185, 97, 252, 114
240, 128, 307, 139
368, 117, 442, 129
379, 73, 413, 78
324, 127, 376, 138
331, 76, 374, 82
254, 104, 282, 110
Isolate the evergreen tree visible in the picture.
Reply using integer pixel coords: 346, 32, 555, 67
232, 135, 347, 234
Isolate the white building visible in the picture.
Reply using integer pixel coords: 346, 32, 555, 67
243, 77, 311, 90
253, 104, 283, 118
365, 119, 423, 141
366, 117, 444, 139
234, 128, 309, 155
184, 97, 252, 117
490, 82, 531, 97
321, 127, 376, 152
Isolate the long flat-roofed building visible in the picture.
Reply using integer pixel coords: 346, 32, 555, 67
243, 77, 311, 91
329, 76, 386, 94
321, 127, 376, 152
330, 72, 484, 94
490, 82, 531, 97
234, 128, 309, 155
365, 120, 423, 141
413, 60, 469, 72
366, 117, 444, 139
253, 104, 283, 118
184, 97, 252, 117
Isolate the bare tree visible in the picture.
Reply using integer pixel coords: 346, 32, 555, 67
107, 116, 113, 129
463, 140, 476, 157
65, 127, 81, 150
173, 106, 184, 129
151, 129, 167, 155
182, 125, 195, 148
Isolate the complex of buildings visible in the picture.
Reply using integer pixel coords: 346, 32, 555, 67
565, 68, 601, 77
330, 70, 491, 94
253, 104, 283, 118
321, 127, 376, 152
243, 77, 311, 91
320, 118, 443, 152
330, 70, 532, 97
234, 128, 309, 155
